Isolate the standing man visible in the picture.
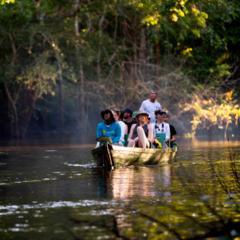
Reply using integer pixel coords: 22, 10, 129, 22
122, 108, 137, 133
139, 90, 162, 124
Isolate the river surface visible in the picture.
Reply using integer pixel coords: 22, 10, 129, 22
0, 139, 240, 239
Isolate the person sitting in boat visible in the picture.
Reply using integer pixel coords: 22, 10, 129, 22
113, 108, 128, 146
127, 110, 153, 149
153, 110, 170, 148
147, 115, 151, 124
96, 109, 121, 145
122, 108, 137, 134
132, 111, 138, 121
162, 112, 177, 148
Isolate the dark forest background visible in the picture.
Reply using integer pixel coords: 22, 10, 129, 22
0, 0, 240, 140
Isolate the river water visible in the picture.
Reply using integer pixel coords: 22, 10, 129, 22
0, 139, 240, 239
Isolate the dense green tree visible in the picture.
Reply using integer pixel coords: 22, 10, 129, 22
0, 0, 240, 138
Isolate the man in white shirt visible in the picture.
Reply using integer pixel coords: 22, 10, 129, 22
139, 90, 162, 124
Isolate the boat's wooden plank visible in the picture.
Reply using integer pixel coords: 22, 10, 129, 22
111, 150, 176, 166
112, 145, 176, 153
91, 143, 177, 167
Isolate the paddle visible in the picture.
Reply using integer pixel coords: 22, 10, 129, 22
96, 137, 112, 144
96, 137, 114, 168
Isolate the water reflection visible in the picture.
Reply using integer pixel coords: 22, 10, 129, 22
95, 165, 174, 199
0, 139, 240, 239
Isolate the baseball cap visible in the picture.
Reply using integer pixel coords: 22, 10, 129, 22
132, 111, 138, 119
121, 108, 133, 114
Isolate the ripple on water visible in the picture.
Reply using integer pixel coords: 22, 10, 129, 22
64, 162, 94, 167
0, 200, 112, 216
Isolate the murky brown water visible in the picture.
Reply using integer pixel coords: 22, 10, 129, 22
0, 139, 240, 239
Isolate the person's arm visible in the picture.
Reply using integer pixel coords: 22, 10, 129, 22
151, 123, 156, 138
111, 123, 121, 143
159, 102, 162, 111
125, 124, 128, 134
170, 135, 176, 143
147, 124, 153, 143
96, 123, 103, 139
165, 124, 170, 141
170, 126, 177, 142
128, 124, 137, 142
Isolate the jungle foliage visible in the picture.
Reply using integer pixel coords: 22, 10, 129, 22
0, 0, 240, 138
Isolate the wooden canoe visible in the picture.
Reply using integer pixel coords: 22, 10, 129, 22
91, 143, 177, 168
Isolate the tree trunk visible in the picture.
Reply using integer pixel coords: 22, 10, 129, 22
17, 86, 40, 137
224, 122, 229, 140
0, 84, 11, 138
5, 86, 19, 138
133, 17, 138, 82
5, 33, 19, 138
156, 32, 161, 77
58, 76, 64, 132
75, 14, 86, 132
79, 61, 86, 132
97, 5, 107, 82
133, 37, 138, 81
56, 56, 64, 132
139, 28, 146, 81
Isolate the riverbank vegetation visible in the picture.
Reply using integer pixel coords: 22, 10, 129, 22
0, 0, 240, 139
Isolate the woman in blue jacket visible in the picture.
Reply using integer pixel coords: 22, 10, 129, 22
96, 109, 121, 145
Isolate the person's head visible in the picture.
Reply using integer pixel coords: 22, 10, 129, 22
135, 110, 149, 124
162, 112, 169, 123
119, 112, 124, 121
122, 108, 133, 119
101, 109, 115, 124
154, 110, 163, 122
132, 111, 138, 121
149, 90, 157, 102
113, 108, 121, 122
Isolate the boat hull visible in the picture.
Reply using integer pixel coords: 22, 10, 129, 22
91, 144, 177, 167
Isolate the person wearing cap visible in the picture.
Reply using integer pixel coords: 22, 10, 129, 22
96, 109, 121, 145
153, 110, 170, 147
122, 108, 137, 134
162, 112, 177, 148
132, 111, 138, 121
139, 90, 162, 124
127, 110, 153, 149
112, 108, 128, 146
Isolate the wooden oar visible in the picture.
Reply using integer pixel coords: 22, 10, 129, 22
96, 137, 114, 169
96, 137, 112, 144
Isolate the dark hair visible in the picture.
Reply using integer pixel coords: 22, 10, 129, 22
155, 110, 162, 115
101, 109, 115, 123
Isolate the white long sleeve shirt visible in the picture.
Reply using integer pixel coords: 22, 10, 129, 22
118, 121, 127, 142
152, 122, 170, 141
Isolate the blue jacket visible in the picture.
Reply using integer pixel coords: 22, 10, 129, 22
96, 122, 121, 144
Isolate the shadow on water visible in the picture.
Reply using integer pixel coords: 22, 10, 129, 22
0, 137, 240, 239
